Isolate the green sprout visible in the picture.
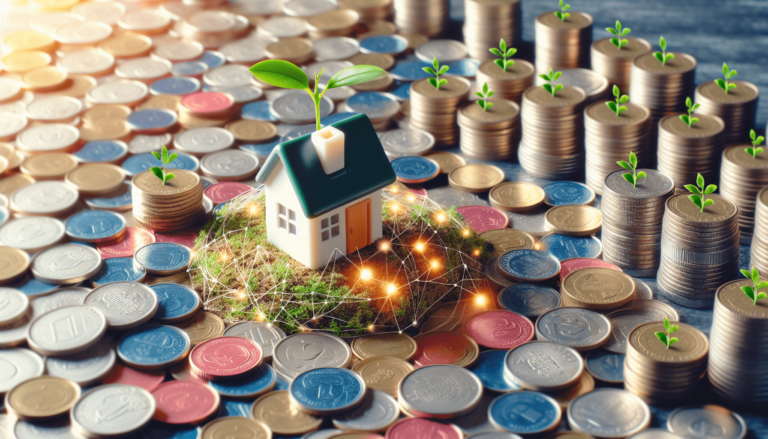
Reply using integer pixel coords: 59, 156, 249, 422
617, 151, 646, 188
685, 173, 717, 213
716, 63, 738, 94
422, 57, 449, 90
150, 145, 177, 185
606, 20, 631, 49
746, 129, 765, 159
539, 68, 563, 97
554, 0, 570, 21
475, 82, 494, 112
489, 38, 516, 72
653, 36, 674, 65
250, 60, 387, 131
679, 97, 700, 128
654, 317, 679, 350
606, 84, 628, 116
739, 266, 768, 306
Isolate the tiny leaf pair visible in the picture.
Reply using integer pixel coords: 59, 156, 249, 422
739, 266, 768, 306
679, 97, 700, 128
150, 145, 177, 185
554, 0, 570, 21
606, 84, 629, 116
540, 68, 563, 97
715, 63, 738, 94
654, 317, 679, 350
617, 151, 646, 188
606, 20, 631, 49
653, 36, 675, 65
685, 173, 717, 212
746, 129, 765, 159
423, 58, 449, 90
490, 38, 517, 72
475, 82, 494, 112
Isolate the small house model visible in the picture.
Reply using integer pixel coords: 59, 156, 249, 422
256, 114, 397, 269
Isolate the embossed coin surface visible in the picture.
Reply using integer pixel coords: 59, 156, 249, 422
0, 247, 30, 285
463, 310, 534, 349
666, 405, 747, 439
497, 284, 561, 318
30, 287, 89, 319
456, 205, 509, 234
84, 282, 158, 330
498, 249, 561, 282
65, 210, 126, 243
0, 348, 44, 393
399, 365, 483, 418
542, 182, 595, 207
504, 341, 584, 392
27, 305, 107, 356
480, 229, 535, 258
561, 267, 636, 310
0, 288, 29, 326
558, 258, 621, 283
332, 389, 400, 433
535, 307, 612, 351
151, 283, 201, 324
191, 336, 263, 380
7, 375, 80, 420
468, 350, 521, 393
628, 321, 709, 365
488, 391, 561, 435
201, 417, 272, 439
71, 384, 156, 438
351, 332, 417, 361
567, 389, 651, 438
45, 338, 116, 387
152, 380, 220, 424
351, 356, 414, 398
223, 321, 286, 362
539, 234, 603, 261
448, 164, 505, 193
290, 368, 366, 416
545, 205, 602, 236
489, 182, 545, 212
386, 418, 462, 439
412, 331, 479, 367
0, 216, 65, 253
585, 349, 625, 383
251, 391, 323, 435
134, 242, 191, 276
31, 243, 103, 285
175, 311, 225, 346
118, 324, 190, 370
273, 333, 352, 379
603, 309, 657, 354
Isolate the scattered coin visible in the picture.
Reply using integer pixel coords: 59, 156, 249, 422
536, 307, 612, 351
497, 284, 561, 319
456, 205, 509, 234
251, 391, 323, 435
585, 349, 625, 384
351, 355, 414, 398
45, 338, 116, 387
399, 364, 482, 418
191, 336, 263, 380
350, 332, 417, 360
27, 305, 107, 356
412, 331, 479, 367
467, 350, 522, 393
497, 249, 561, 283
84, 281, 158, 330
208, 363, 277, 399
538, 234, 603, 261
152, 380, 220, 424
118, 324, 190, 370
566, 388, 651, 438
488, 391, 561, 435
504, 341, 584, 392
463, 310, 534, 349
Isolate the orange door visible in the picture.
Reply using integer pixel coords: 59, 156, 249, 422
345, 199, 371, 254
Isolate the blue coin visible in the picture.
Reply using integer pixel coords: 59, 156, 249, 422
390, 81, 410, 100
391, 156, 440, 183
360, 35, 408, 55
126, 109, 178, 131
585, 349, 625, 383
65, 210, 126, 243
468, 350, 521, 393
134, 242, 191, 276
149, 77, 201, 96
322, 112, 360, 125
281, 123, 317, 143
172, 61, 208, 76
200, 51, 225, 68
122, 151, 199, 177
498, 249, 561, 282
209, 363, 276, 398
391, 60, 432, 81
542, 181, 595, 206
85, 182, 132, 210
74, 140, 128, 163
217, 398, 252, 418
290, 368, 366, 414
489, 391, 560, 434
12, 277, 58, 298
346, 92, 399, 118
90, 257, 146, 286
538, 234, 602, 260
240, 139, 281, 158
241, 100, 279, 122
498, 284, 561, 318
150, 283, 200, 323
445, 59, 481, 78
118, 324, 191, 369
142, 422, 201, 439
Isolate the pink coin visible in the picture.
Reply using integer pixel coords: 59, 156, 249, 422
152, 380, 220, 424
456, 205, 509, 234
386, 418, 462, 439
102, 364, 164, 392
204, 182, 253, 204
155, 228, 200, 249
412, 332, 476, 368
463, 310, 534, 349
559, 258, 622, 282
97, 227, 155, 259
179, 92, 233, 115
190, 336, 263, 380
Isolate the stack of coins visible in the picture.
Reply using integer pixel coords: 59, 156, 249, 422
306, 9, 360, 40
409, 76, 470, 148
457, 98, 520, 161
720, 145, 768, 242
339, 0, 392, 23
657, 194, 740, 308
474, 59, 534, 104
393, 0, 448, 37
560, 267, 636, 311
695, 80, 759, 145
601, 169, 675, 277
750, 188, 768, 273
624, 321, 709, 405
463, 0, 521, 61
657, 114, 725, 191
519, 85, 586, 180
709, 278, 768, 406
534, 11, 592, 74
132, 169, 204, 233
591, 37, 652, 93
533, 68, 609, 105
584, 100, 651, 194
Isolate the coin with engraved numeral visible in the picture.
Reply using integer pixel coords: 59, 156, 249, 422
150, 283, 201, 324
71, 384, 156, 438
399, 364, 483, 418
45, 338, 116, 387
273, 333, 352, 379
191, 336, 263, 380
535, 307, 612, 351
84, 281, 158, 330
223, 321, 286, 362
290, 367, 366, 416
27, 305, 107, 356
504, 341, 584, 392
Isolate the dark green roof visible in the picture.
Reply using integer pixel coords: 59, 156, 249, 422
256, 113, 396, 219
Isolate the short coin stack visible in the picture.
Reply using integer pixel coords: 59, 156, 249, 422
719, 144, 768, 243
657, 193, 740, 308
474, 59, 535, 104
339, 0, 392, 23
534, 11, 593, 74
463, 0, 521, 61
750, 188, 768, 273
657, 113, 725, 191
695, 80, 760, 145
393, 0, 448, 37
601, 169, 675, 277
132, 169, 204, 233
409, 76, 470, 148
590, 37, 652, 93
457, 98, 520, 161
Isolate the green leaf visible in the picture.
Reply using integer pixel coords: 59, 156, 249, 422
494, 59, 505, 70
559, 0, 564, 7
746, 147, 755, 157
562, 4, 570, 11
438, 78, 447, 88
607, 28, 619, 36
618, 106, 628, 113
499, 39, 507, 52
684, 184, 700, 194
758, 147, 764, 155
484, 101, 494, 110
619, 95, 629, 104
622, 173, 635, 185
612, 84, 620, 98
679, 115, 689, 124
655, 332, 668, 345
668, 337, 678, 346
692, 103, 700, 111
686, 97, 692, 109
690, 117, 699, 125
437, 65, 450, 75
482, 82, 489, 94
663, 317, 671, 331
553, 84, 564, 94
164, 172, 175, 183
697, 173, 704, 189
759, 136, 765, 145
690, 195, 703, 209
750, 129, 757, 141
617, 160, 632, 170
753, 268, 761, 285
728, 83, 737, 91
151, 151, 161, 160
741, 268, 753, 279
150, 166, 164, 181
606, 102, 617, 113
542, 83, 552, 94
610, 37, 620, 47
722, 63, 729, 75
727, 70, 738, 79
326, 65, 388, 89
620, 38, 629, 48
422, 67, 435, 75
743, 287, 756, 301
704, 184, 717, 195
637, 171, 647, 179
487, 91, 494, 97
553, 71, 562, 81
659, 36, 667, 51
554, 11, 563, 20
703, 198, 715, 208
539, 73, 551, 81
621, 28, 631, 36
669, 324, 679, 333
629, 151, 637, 168
475, 91, 484, 98
665, 53, 675, 63
654, 52, 664, 63
161, 145, 168, 164
167, 153, 178, 164
757, 292, 768, 300
506, 48, 517, 57
249, 59, 309, 90
715, 78, 726, 90
432, 58, 439, 70
490, 48, 503, 56
477, 100, 486, 110
615, 20, 622, 32
428, 77, 437, 88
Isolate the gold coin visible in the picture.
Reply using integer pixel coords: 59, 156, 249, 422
716, 278, 768, 320
0, 143, 23, 170
65, 163, 125, 196
138, 94, 182, 111
489, 182, 545, 212
79, 120, 131, 142
628, 321, 709, 366
201, 417, 272, 439
549, 372, 595, 411
21, 153, 79, 180
134, 169, 200, 198
351, 333, 418, 360
266, 37, 314, 63
175, 311, 225, 346
544, 205, 602, 236
413, 331, 479, 368
21, 66, 68, 92
1, 51, 52, 73
359, 20, 397, 39
0, 246, 30, 285
225, 119, 277, 143
480, 228, 535, 257
350, 53, 394, 71
3, 30, 55, 53
307, 9, 359, 33
448, 164, 505, 193
0, 173, 35, 197
351, 356, 414, 398
424, 152, 465, 174
251, 391, 322, 435
561, 267, 635, 310
44, 75, 96, 98
7, 376, 80, 420
82, 104, 132, 124
99, 33, 153, 59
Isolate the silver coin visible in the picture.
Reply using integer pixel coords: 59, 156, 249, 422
0, 288, 29, 326
427, 187, 489, 209
603, 309, 656, 354
273, 333, 352, 379
604, 168, 675, 200
567, 389, 651, 438
210, 84, 264, 103
0, 113, 27, 139
633, 278, 653, 300
284, 0, 336, 16
0, 348, 44, 393
505, 207, 550, 237
258, 16, 306, 38
314, 37, 360, 62
11, 181, 79, 215
174, 127, 234, 155
415, 39, 468, 63
0, 215, 64, 251
31, 244, 103, 285
87, 80, 148, 105
13, 419, 81, 439
203, 64, 254, 87
0, 316, 31, 348
271, 91, 334, 124
71, 384, 156, 438
0, 77, 21, 102
332, 390, 399, 432
128, 133, 173, 154
399, 365, 483, 418
30, 286, 91, 319
535, 307, 611, 351
302, 430, 345, 439
345, 92, 400, 121
45, 338, 116, 387
378, 128, 435, 158
667, 405, 747, 439
504, 341, 584, 392
16, 124, 79, 153
628, 429, 686, 439
218, 38, 266, 64
25, 96, 83, 122
84, 282, 158, 330
27, 305, 107, 356
200, 150, 260, 181
224, 321, 286, 362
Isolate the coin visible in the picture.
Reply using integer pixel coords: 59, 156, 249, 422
457, 205, 509, 234
102, 363, 164, 392
175, 311, 225, 346
535, 307, 612, 351
449, 164, 505, 193
497, 249, 561, 283
223, 321, 286, 363
152, 380, 220, 424
201, 417, 272, 439
390, 156, 440, 184
27, 305, 107, 356
0, 348, 44, 393
66, 163, 125, 197
0, 315, 30, 348
497, 284, 561, 318
561, 268, 636, 310
134, 242, 191, 276
45, 338, 116, 387
251, 391, 323, 435
412, 331, 479, 367
273, 333, 352, 379
386, 418, 462, 439
11, 181, 79, 217
504, 341, 584, 391
290, 368, 366, 416
351, 356, 414, 398
545, 205, 602, 236
351, 332, 417, 360
7, 376, 80, 420
378, 128, 435, 158
489, 182, 545, 212
667, 405, 747, 439
89, 257, 146, 286
603, 309, 659, 354
585, 349, 625, 384
424, 152, 466, 174
208, 363, 277, 399
118, 324, 190, 370
538, 234, 603, 261
22, 152, 78, 180
481, 229, 535, 259
97, 227, 155, 259
399, 364, 483, 418
191, 336, 263, 380
147, 283, 200, 324
66, 210, 126, 244
567, 389, 651, 438
72, 384, 156, 438
467, 350, 521, 393
488, 391, 561, 435
542, 182, 596, 207
558, 258, 621, 283
31, 244, 103, 285
628, 321, 709, 366
0, 288, 28, 326
84, 282, 158, 330
463, 310, 534, 349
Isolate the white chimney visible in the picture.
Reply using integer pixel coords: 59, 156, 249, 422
311, 126, 345, 174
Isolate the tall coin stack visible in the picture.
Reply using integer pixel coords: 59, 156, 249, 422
457, 98, 520, 161
624, 321, 709, 405
393, 0, 448, 37
657, 194, 740, 308
720, 144, 768, 242
519, 85, 587, 180
132, 169, 205, 233
750, 188, 768, 273
591, 37, 652, 93
709, 278, 768, 406
409, 76, 470, 148
584, 100, 651, 194
601, 169, 675, 277
695, 80, 759, 145
464, 0, 521, 61
534, 11, 592, 74
475, 59, 535, 105
339, 0, 392, 23
657, 113, 725, 191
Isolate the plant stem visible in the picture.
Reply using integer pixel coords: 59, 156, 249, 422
314, 96, 321, 131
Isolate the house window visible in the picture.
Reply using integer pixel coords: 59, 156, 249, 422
321, 214, 341, 241
278, 203, 297, 235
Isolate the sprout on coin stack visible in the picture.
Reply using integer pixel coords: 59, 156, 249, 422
740, 266, 768, 305
554, 0, 570, 21
716, 63, 738, 94
475, 82, 493, 111
617, 151, 646, 188
490, 39, 516, 72
458, 82, 521, 160
684, 173, 717, 213
654, 36, 674, 65
534, 0, 593, 74
422, 58, 449, 90
539, 68, 564, 96
464, 0, 522, 61
410, 57, 470, 147
678, 97, 699, 128
654, 317, 679, 349
696, 63, 759, 145
475, 38, 534, 104
591, 20, 651, 93
721, 129, 768, 243
746, 129, 765, 158
149, 145, 177, 185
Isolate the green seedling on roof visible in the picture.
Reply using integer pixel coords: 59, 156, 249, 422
654, 317, 679, 349
150, 145, 177, 185
539, 68, 563, 97
685, 173, 717, 213
475, 82, 494, 112
746, 129, 765, 159
490, 39, 516, 72
739, 266, 768, 306
606, 20, 631, 49
617, 151, 646, 188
